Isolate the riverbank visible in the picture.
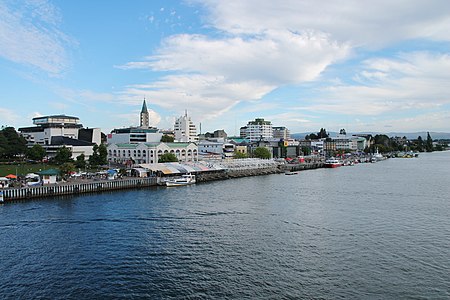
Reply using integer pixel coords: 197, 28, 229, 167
0, 157, 378, 202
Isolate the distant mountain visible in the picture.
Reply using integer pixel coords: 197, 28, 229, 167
291, 131, 450, 140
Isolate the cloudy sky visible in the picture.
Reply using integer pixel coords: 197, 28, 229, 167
1, 0, 450, 135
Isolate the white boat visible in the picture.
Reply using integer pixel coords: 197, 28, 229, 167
372, 148, 385, 162
25, 173, 41, 186
285, 171, 298, 175
165, 174, 196, 187
324, 158, 342, 168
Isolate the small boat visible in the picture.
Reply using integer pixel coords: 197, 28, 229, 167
165, 174, 196, 187
25, 173, 41, 186
285, 171, 298, 175
324, 158, 342, 168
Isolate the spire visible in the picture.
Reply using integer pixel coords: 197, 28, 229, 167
141, 97, 148, 113
140, 97, 149, 128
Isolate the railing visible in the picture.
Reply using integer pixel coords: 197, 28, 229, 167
2, 177, 157, 201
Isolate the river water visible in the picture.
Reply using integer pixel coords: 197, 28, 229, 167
1, 152, 449, 299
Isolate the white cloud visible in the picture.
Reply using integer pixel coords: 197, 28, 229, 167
119, 30, 350, 124
0, 107, 20, 127
196, 0, 450, 47
0, 0, 73, 75
120, 74, 277, 121
116, 1, 450, 133
121, 31, 350, 85
303, 52, 450, 116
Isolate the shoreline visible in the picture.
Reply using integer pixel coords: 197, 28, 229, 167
0, 157, 386, 203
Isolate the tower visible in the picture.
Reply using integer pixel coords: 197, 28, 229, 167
140, 98, 149, 128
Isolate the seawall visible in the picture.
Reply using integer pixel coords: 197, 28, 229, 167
2, 177, 157, 202
1, 161, 325, 202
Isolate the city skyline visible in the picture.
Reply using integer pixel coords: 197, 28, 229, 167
1, 1, 450, 135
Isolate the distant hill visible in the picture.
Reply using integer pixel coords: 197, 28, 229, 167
291, 132, 450, 140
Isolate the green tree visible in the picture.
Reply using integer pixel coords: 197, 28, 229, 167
305, 133, 318, 140
54, 146, 73, 164
233, 150, 248, 159
301, 146, 311, 156
158, 153, 178, 163
59, 162, 75, 179
75, 153, 86, 169
27, 144, 46, 161
0, 132, 8, 158
89, 144, 107, 167
416, 136, 424, 152
426, 132, 433, 152
0, 127, 27, 158
98, 144, 108, 165
318, 128, 329, 139
253, 147, 271, 159
161, 134, 175, 142
89, 144, 100, 167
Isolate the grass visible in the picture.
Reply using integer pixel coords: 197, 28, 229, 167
0, 163, 59, 177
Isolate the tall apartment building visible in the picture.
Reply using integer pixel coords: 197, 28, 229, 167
174, 111, 198, 142
240, 118, 273, 142
273, 126, 290, 140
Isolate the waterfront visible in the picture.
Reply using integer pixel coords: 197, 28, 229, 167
0, 152, 449, 299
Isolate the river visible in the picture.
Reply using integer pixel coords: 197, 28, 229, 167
1, 151, 449, 299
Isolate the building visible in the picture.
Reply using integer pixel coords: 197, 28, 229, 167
18, 115, 101, 159
273, 126, 290, 140
107, 100, 163, 144
240, 118, 273, 142
140, 98, 150, 128
197, 140, 224, 159
107, 142, 198, 165
174, 110, 198, 142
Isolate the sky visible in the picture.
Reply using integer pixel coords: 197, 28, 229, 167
1, 0, 450, 136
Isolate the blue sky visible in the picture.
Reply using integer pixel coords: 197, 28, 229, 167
1, 0, 450, 135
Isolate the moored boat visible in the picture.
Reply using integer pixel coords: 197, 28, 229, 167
284, 171, 298, 175
324, 158, 342, 168
165, 174, 196, 187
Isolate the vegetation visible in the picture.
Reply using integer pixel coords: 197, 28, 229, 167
59, 162, 76, 179
0, 163, 57, 177
27, 144, 46, 161
0, 127, 27, 159
89, 144, 108, 167
75, 154, 86, 169
161, 134, 175, 142
233, 150, 248, 159
54, 146, 73, 164
253, 147, 271, 159
305, 128, 329, 140
158, 153, 178, 163
426, 132, 433, 152
301, 146, 311, 156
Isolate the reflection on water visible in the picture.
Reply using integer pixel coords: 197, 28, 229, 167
1, 152, 449, 299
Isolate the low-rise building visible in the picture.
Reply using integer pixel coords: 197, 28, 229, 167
107, 142, 198, 165
18, 114, 100, 160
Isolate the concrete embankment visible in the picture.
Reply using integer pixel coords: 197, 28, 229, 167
1, 160, 325, 202
2, 177, 157, 202
283, 162, 324, 172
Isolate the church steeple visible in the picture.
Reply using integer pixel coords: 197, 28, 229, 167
140, 98, 149, 128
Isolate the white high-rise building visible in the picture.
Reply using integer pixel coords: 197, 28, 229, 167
174, 111, 198, 142
242, 118, 273, 142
